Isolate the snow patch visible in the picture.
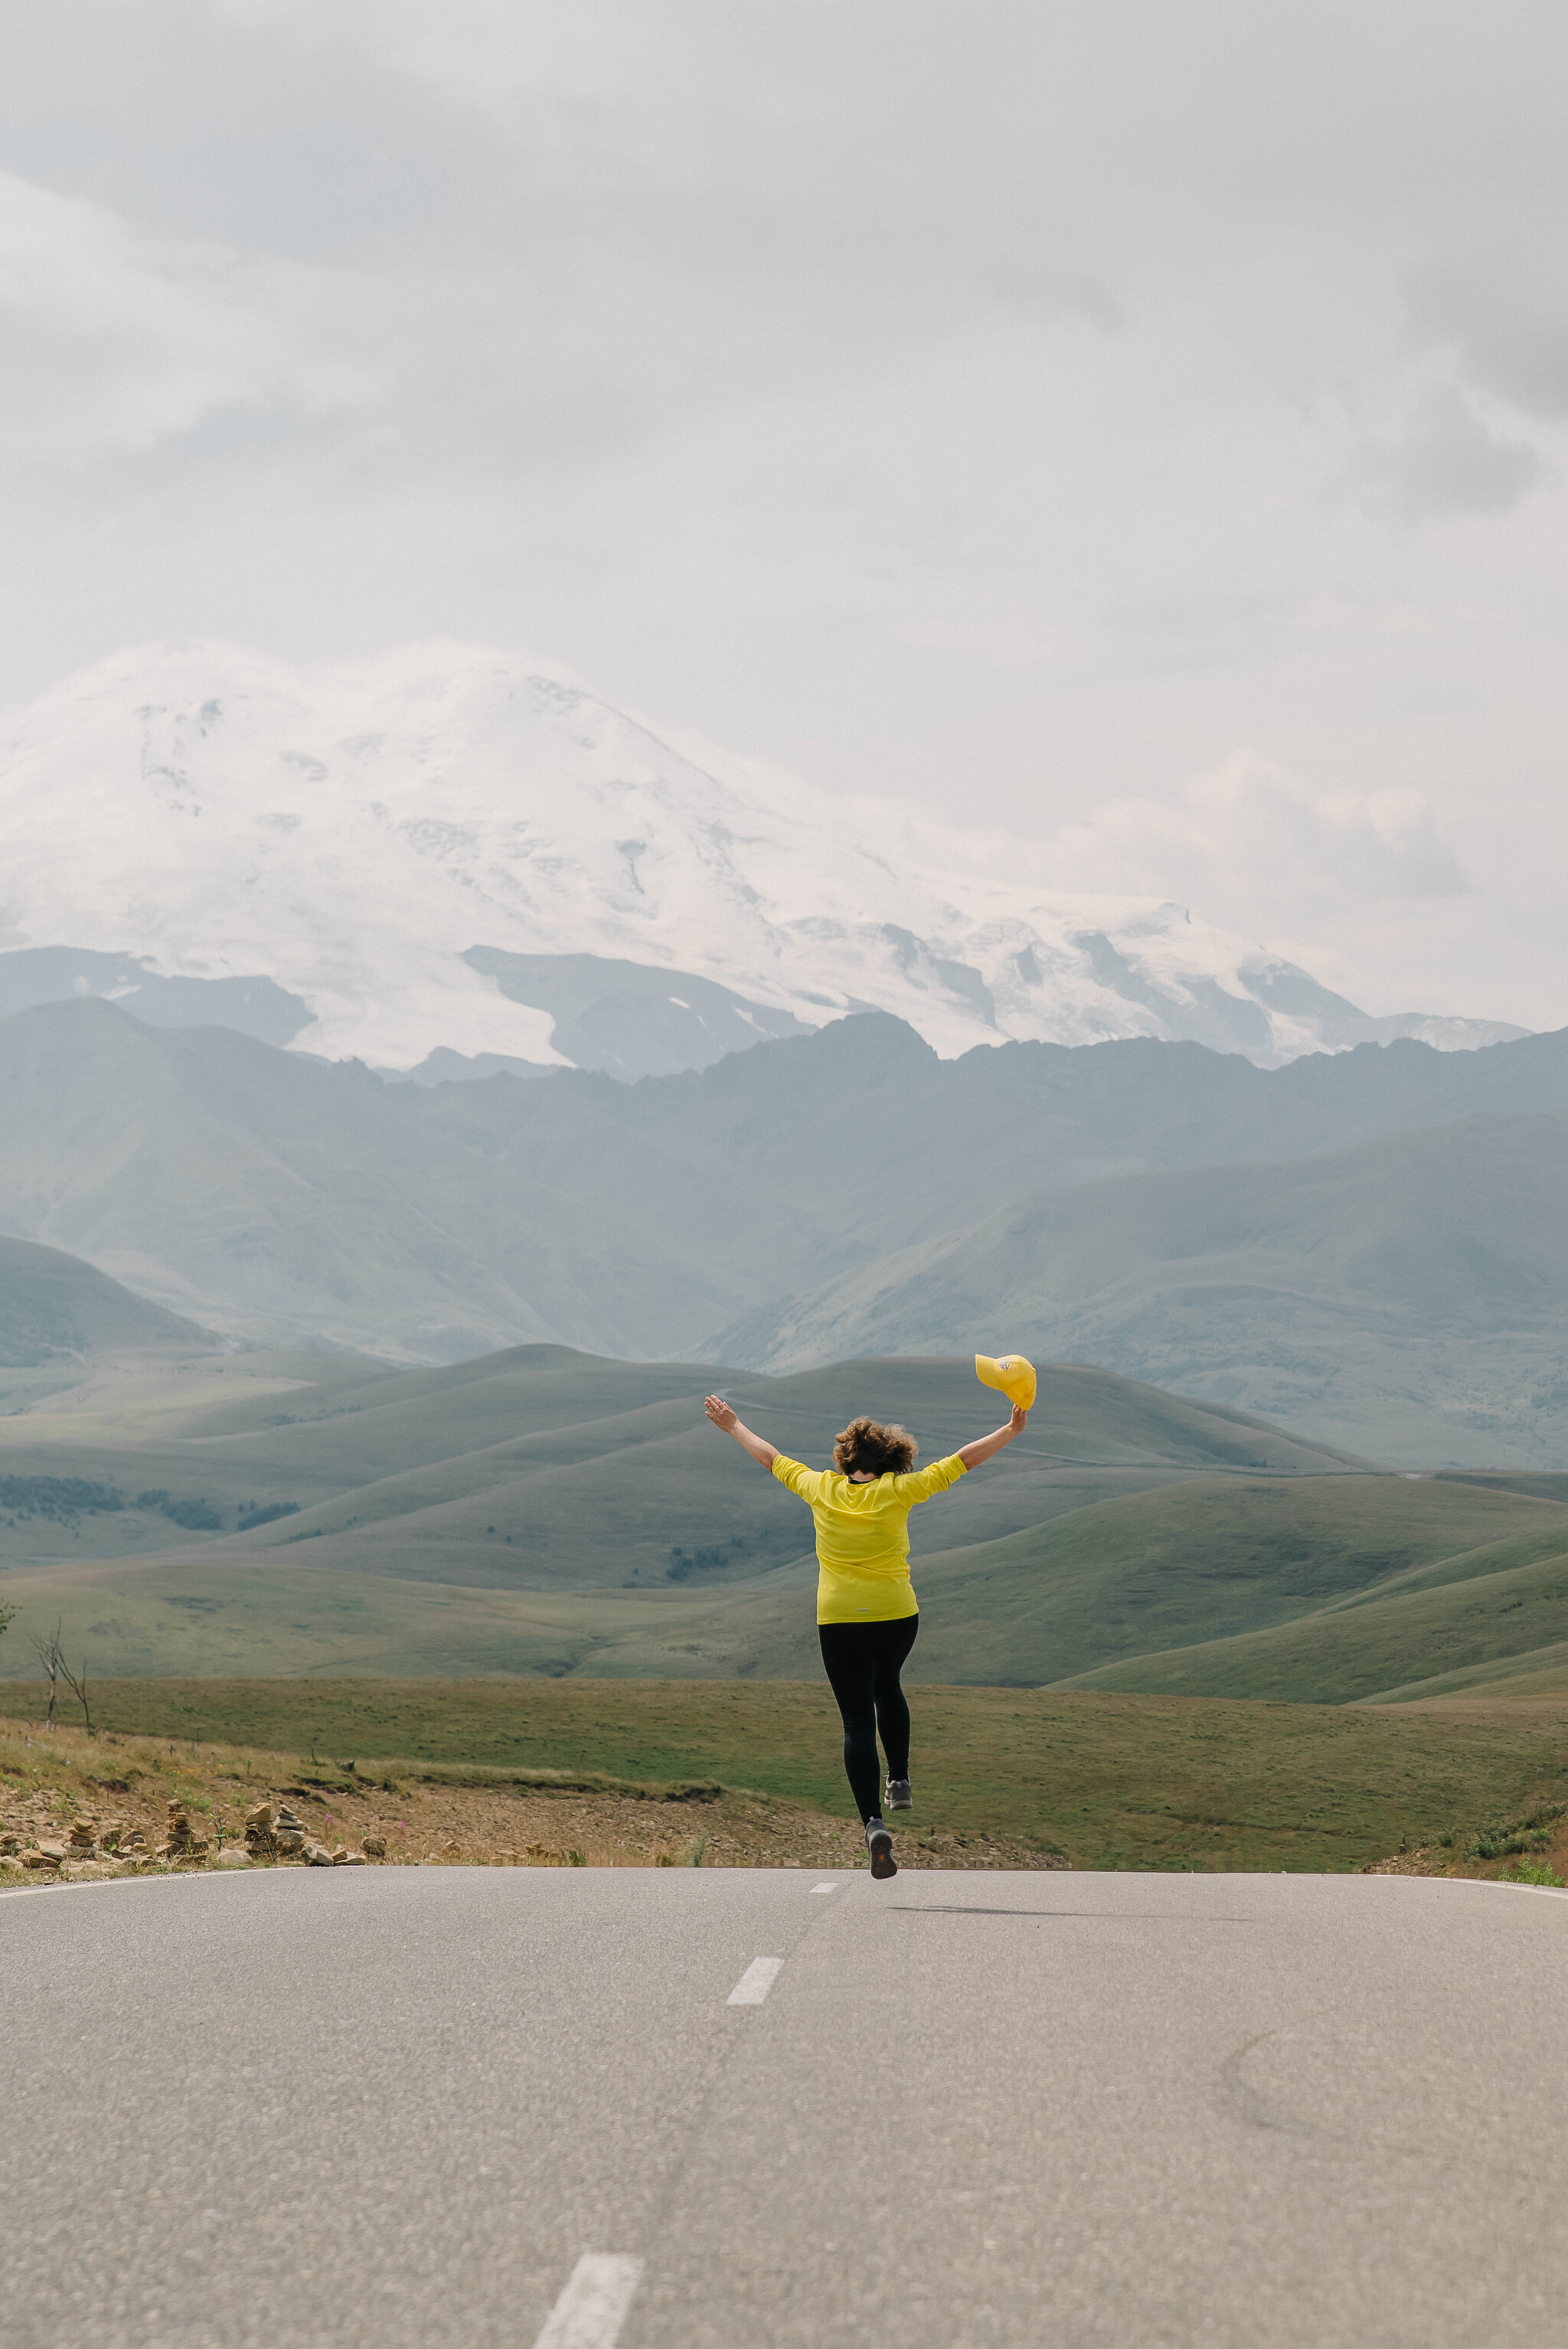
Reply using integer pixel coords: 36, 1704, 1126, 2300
0, 639, 1524, 1070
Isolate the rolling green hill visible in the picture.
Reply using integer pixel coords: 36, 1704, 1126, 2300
903, 1476, 1568, 1686
0, 1344, 1359, 1582
5, 1328, 1565, 1702
8, 1456, 1565, 1702
0, 1341, 1373, 1679
1060, 1518, 1568, 1704
187, 1351, 1351, 1596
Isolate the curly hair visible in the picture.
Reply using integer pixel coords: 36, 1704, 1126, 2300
833, 1416, 919, 1478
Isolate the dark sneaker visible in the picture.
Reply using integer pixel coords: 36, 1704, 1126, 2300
865, 1818, 897, 1880
885, 1778, 913, 1812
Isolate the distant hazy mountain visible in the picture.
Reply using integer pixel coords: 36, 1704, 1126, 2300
0, 1231, 214, 1417
0, 1233, 208, 1369
419, 950, 810, 1083
0, 946, 313, 1047
720, 1109, 1568, 1466
0, 640, 1524, 1071
2, 998, 1566, 1460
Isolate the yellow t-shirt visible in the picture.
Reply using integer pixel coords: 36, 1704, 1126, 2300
771, 1452, 968, 1625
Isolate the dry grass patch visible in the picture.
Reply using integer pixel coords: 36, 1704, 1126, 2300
0, 1714, 1060, 1880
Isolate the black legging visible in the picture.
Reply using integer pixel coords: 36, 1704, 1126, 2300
818, 1615, 920, 1823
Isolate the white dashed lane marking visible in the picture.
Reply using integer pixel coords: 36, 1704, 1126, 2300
727, 1956, 784, 2005
531, 2253, 644, 2348
811, 1882, 839, 1893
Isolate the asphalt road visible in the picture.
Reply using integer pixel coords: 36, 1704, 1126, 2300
3, 1865, 1565, 2348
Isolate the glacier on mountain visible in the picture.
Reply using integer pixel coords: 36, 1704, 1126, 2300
0, 640, 1523, 1070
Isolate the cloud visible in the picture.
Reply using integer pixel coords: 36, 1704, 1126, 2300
208, 2, 818, 191
1406, 261, 1568, 421
0, 0, 1564, 1045
1344, 384, 1547, 524
1049, 753, 1473, 907
983, 264, 1125, 335
0, 169, 370, 457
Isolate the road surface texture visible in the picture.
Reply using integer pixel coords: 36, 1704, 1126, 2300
3, 1866, 1563, 2347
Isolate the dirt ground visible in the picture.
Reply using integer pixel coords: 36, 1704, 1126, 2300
0, 1716, 1066, 1880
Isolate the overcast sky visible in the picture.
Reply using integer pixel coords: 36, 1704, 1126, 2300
4, 1, 1566, 1026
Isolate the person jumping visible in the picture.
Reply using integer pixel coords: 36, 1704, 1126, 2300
701, 1392, 1027, 1878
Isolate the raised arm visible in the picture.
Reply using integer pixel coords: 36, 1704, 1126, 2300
704, 1393, 778, 1470
956, 1403, 1027, 1472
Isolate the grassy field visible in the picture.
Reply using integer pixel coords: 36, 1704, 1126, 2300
10, 1674, 1567, 1874
5, 1467, 1568, 1697
0, 1556, 820, 1679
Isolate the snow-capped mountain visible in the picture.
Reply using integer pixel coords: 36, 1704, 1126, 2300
0, 640, 1523, 1070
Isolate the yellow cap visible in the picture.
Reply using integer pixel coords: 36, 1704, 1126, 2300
975, 1352, 1037, 1411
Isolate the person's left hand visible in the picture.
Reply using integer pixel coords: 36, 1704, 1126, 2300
704, 1393, 737, 1433
1010, 1403, 1028, 1433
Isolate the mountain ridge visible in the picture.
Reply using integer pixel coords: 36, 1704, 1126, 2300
3, 999, 1566, 1459
0, 639, 1524, 1071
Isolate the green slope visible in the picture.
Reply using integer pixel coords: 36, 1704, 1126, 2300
1380, 1643, 1568, 1701
1063, 1528, 1568, 1704
1436, 1471, 1568, 1507
903, 1476, 1568, 1686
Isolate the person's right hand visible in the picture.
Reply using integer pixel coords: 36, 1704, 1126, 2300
1010, 1403, 1028, 1433
704, 1394, 737, 1433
